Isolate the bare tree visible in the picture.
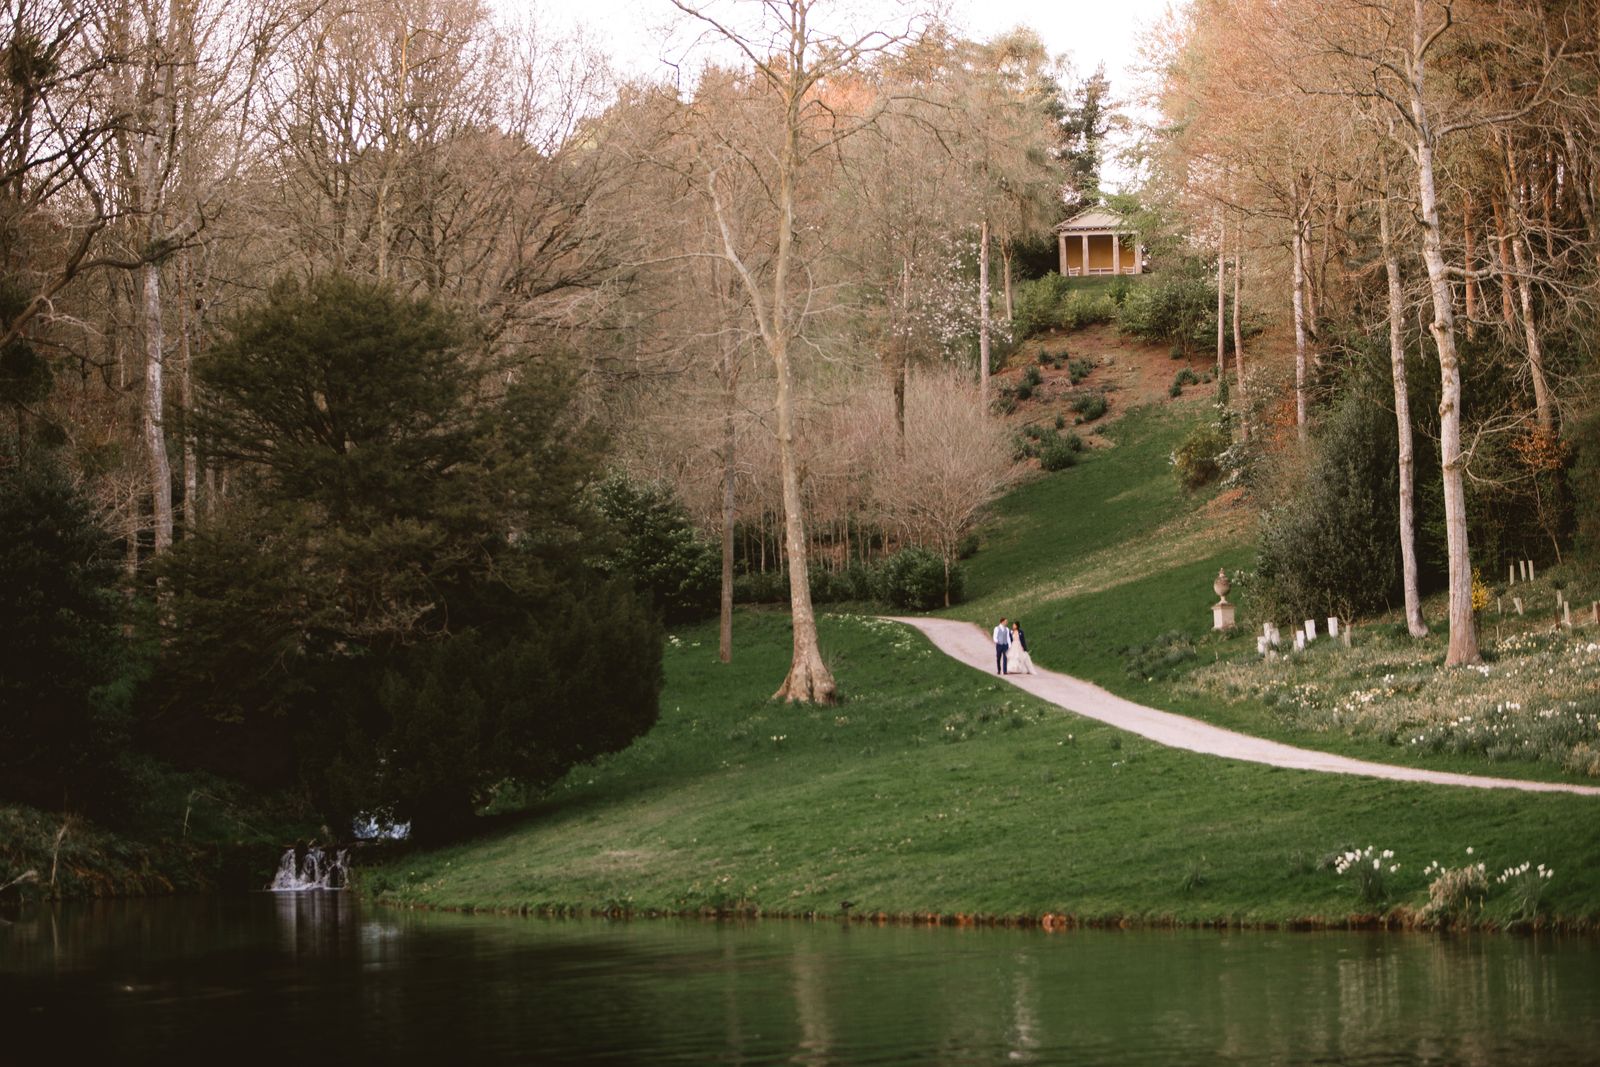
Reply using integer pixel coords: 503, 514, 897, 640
668, 0, 929, 704
873, 367, 1021, 604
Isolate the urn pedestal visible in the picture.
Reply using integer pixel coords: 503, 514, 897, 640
1211, 569, 1235, 631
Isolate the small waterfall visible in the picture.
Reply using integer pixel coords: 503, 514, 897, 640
267, 845, 350, 891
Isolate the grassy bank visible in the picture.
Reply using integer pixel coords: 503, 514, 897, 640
949, 401, 1600, 786
363, 610, 1600, 927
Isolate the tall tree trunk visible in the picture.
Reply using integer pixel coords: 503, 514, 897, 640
719, 381, 736, 665
1500, 138, 1554, 431
140, 257, 173, 553
894, 258, 909, 446
1291, 208, 1309, 440
767, 53, 833, 704
1462, 191, 1478, 339
1000, 238, 1014, 322
1491, 195, 1516, 325
1508, 230, 1553, 431
1232, 229, 1247, 441
177, 251, 197, 536
1215, 207, 1226, 378
1300, 206, 1319, 331
978, 217, 991, 412
1407, 0, 1479, 666
1379, 177, 1428, 638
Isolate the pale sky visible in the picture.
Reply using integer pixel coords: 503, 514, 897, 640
537, 0, 1175, 105
530, 0, 1176, 189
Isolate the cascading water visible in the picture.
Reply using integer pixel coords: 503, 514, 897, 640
267, 846, 350, 891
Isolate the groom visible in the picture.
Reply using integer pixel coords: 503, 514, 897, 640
992, 616, 1012, 675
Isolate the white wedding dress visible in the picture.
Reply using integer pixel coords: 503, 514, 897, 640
1010, 631, 1034, 674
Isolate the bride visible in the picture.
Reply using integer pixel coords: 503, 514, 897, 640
1010, 622, 1034, 675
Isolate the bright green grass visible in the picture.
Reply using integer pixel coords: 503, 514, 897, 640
945, 402, 1598, 784
365, 611, 1600, 926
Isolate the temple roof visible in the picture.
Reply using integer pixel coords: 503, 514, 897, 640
1055, 207, 1132, 234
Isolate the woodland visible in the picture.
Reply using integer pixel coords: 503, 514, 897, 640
3, 0, 1599, 849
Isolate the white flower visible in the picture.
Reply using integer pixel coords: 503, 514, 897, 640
1466, 846, 1474, 855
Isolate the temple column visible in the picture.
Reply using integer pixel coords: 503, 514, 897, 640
1081, 233, 1090, 276
1058, 233, 1067, 276
1133, 242, 1143, 275
1112, 233, 1121, 276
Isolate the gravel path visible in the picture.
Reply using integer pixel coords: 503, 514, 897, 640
890, 616, 1600, 797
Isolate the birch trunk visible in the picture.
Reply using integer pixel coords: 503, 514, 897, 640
1408, 0, 1479, 665
978, 217, 991, 412
140, 256, 173, 553
1232, 234, 1247, 441
718, 354, 737, 665
1508, 231, 1553, 431
1462, 192, 1477, 339
1291, 210, 1309, 440
1215, 208, 1226, 378
177, 252, 197, 535
1491, 196, 1516, 324
1378, 179, 1428, 638
1000, 239, 1014, 322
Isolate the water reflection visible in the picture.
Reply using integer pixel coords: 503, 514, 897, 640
3, 897, 1598, 1065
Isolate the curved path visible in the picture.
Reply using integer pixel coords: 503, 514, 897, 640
890, 616, 1600, 797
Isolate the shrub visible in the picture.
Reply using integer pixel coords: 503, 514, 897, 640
593, 474, 719, 624
1172, 421, 1230, 490
1040, 437, 1080, 471
992, 383, 1019, 415
873, 547, 962, 610
1059, 290, 1118, 330
1118, 269, 1218, 354
1571, 408, 1600, 563
1256, 392, 1400, 620
1174, 367, 1201, 387
734, 569, 790, 604
1168, 381, 1184, 398
1067, 357, 1095, 384
1011, 274, 1073, 339
1021, 365, 1043, 389
1054, 413, 1067, 430
1070, 391, 1108, 422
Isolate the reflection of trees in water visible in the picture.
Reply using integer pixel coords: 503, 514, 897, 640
273, 891, 361, 959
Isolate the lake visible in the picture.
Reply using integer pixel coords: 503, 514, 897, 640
4, 895, 1598, 1064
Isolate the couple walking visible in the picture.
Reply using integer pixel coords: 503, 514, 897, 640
992, 617, 1033, 675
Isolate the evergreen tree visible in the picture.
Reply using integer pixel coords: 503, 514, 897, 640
1058, 65, 1113, 218
0, 457, 125, 810
151, 275, 662, 842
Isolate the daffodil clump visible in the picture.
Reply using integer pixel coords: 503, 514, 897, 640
1333, 845, 1399, 904
1335, 845, 1557, 925
1497, 861, 1556, 922
1184, 626, 1600, 775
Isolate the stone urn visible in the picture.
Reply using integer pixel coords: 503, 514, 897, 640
1211, 568, 1236, 632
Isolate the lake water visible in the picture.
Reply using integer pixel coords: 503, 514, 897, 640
4, 895, 1598, 1064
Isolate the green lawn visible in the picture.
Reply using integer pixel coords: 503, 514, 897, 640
947, 402, 1600, 785
365, 610, 1600, 927
363, 398, 1600, 927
